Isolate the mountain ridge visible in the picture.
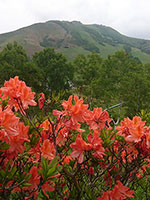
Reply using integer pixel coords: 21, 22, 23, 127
0, 20, 150, 63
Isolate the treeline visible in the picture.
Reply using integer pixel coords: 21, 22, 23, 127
0, 41, 150, 118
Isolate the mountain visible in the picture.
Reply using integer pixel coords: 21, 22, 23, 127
0, 20, 150, 63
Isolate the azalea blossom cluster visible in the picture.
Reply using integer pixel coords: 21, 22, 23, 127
0, 76, 35, 158
97, 181, 134, 200
1, 76, 150, 199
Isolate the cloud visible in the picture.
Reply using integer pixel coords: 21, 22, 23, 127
107, 0, 150, 39
0, 0, 150, 39
0, 0, 36, 33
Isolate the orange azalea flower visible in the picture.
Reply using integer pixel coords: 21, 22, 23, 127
41, 139, 56, 160
62, 95, 89, 124
62, 95, 73, 111
88, 131, 105, 159
40, 119, 68, 146
116, 117, 131, 137
56, 126, 68, 146
97, 191, 110, 200
38, 93, 45, 109
25, 166, 40, 199
53, 109, 64, 119
54, 96, 89, 133
40, 119, 52, 140
40, 119, 52, 131
117, 116, 145, 143
41, 180, 55, 198
6, 122, 29, 158
121, 145, 138, 163
1, 76, 37, 111
97, 181, 134, 200
112, 180, 134, 199
126, 116, 145, 143
62, 156, 73, 165
0, 106, 19, 140
54, 118, 69, 146
64, 117, 85, 133
144, 126, 150, 149
28, 166, 40, 188
141, 158, 150, 171
88, 167, 95, 175
85, 108, 112, 131
70, 134, 92, 163
28, 139, 41, 160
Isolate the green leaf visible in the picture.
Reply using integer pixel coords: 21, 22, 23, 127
0, 142, 10, 150
25, 173, 31, 181
0, 170, 5, 178
5, 159, 11, 172
110, 139, 115, 145
49, 156, 58, 168
22, 183, 32, 187
9, 167, 17, 179
146, 167, 150, 174
41, 157, 47, 171
0, 126, 4, 130
57, 165, 63, 172
47, 166, 57, 177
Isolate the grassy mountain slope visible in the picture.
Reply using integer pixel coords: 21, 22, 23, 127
0, 20, 150, 63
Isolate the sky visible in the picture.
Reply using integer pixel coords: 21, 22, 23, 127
0, 0, 150, 40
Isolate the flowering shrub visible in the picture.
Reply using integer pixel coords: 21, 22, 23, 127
1, 76, 150, 199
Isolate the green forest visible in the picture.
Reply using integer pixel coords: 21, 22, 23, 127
1, 41, 150, 119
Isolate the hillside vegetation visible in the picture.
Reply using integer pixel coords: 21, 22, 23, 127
0, 20, 150, 63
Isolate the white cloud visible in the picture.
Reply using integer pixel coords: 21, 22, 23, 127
0, 0, 36, 33
0, 0, 150, 39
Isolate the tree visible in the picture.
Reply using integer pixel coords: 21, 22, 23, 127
0, 41, 28, 68
32, 48, 74, 96
73, 52, 103, 108
19, 62, 44, 93
0, 42, 45, 92
92, 51, 150, 117
0, 42, 28, 86
73, 52, 102, 86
